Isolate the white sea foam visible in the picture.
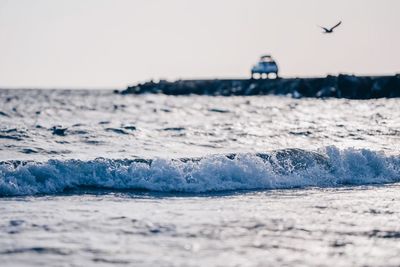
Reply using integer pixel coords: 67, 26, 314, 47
1, 147, 399, 196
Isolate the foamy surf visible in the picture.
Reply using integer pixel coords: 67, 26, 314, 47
1, 146, 399, 196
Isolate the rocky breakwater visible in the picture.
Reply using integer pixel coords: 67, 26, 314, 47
121, 74, 400, 99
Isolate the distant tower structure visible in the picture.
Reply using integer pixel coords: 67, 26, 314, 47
251, 55, 279, 79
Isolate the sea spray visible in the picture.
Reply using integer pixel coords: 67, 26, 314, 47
1, 147, 399, 196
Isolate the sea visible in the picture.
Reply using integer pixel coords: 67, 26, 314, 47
0, 89, 399, 266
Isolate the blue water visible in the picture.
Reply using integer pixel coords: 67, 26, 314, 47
0, 89, 399, 266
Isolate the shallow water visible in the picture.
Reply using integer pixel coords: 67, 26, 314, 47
1, 185, 400, 267
1, 89, 400, 266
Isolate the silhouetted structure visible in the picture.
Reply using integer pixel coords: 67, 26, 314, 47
121, 74, 400, 99
250, 55, 279, 79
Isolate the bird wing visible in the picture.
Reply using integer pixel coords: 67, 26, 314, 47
318, 25, 329, 32
330, 21, 342, 31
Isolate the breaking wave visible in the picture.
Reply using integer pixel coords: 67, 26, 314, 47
0, 147, 399, 196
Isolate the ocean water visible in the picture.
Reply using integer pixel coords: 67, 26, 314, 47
1, 89, 400, 266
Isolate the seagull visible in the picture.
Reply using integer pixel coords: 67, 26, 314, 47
319, 21, 342, 33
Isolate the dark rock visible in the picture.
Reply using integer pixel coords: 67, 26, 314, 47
337, 74, 373, 99
316, 86, 336, 98
371, 75, 400, 98
121, 75, 400, 99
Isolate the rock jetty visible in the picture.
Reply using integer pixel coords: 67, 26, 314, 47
121, 74, 400, 99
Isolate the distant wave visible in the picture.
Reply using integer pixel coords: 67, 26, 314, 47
1, 147, 399, 196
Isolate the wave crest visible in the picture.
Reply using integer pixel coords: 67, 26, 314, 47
1, 147, 399, 196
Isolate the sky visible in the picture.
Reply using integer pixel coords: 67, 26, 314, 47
0, 0, 399, 89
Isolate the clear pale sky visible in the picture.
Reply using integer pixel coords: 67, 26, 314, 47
0, 0, 399, 89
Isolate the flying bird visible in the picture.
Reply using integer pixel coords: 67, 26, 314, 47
319, 21, 342, 33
